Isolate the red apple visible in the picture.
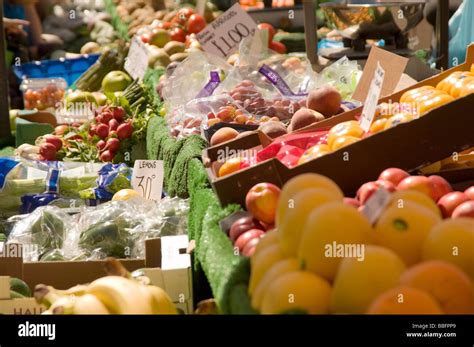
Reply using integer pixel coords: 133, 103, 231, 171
229, 216, 264, 242
242, 237, 260, 257
245, 183, 281, 224
428, 175, 453, 201
397, 176, 436, 200
378, 168, 410, 186
464, 186, 474, 200
356, 180, 396, 204
437, 192, 470, 218
234, 229, 265, 252
343, 197, 360, 208
451, 200, 474, 218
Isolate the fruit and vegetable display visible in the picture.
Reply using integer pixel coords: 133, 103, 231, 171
1, 0, 474, 325
34, 259, 177, 314
244, 172, 474, 314
6, 197, 189, 261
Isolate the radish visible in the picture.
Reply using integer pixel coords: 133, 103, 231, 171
96, 140, 106, 151
39, 142, 57, 161
43, 135, 62, 151
112, 107, 125, 122
109, 119, 119, 131
96, 123, 109, 139
106, 138, 120, 152
117, 122, 133, 140
100, 150, 114, 162
100, 111, 113, 124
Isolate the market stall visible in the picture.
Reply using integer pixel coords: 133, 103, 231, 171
0, 0, 473, 328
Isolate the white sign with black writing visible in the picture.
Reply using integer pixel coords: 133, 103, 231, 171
196, 3, 257, 59
125, 36, 149, 81
359, 62, 385, 132
132, 160, 164, 201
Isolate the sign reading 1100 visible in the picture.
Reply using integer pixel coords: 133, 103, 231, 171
197, 3, 258, 59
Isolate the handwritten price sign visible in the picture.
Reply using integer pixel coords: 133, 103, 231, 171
359, 62, 385, 132
196, 3, 257, 59
125, 36, 149, 81
131, 160, 164, 201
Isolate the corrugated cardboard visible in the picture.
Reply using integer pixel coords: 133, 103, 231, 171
203, 45, 474, 206
0, 276, 46, 315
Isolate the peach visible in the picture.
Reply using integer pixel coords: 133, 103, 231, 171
343, 197, 360, 208
258, 121, 287, 139
306, 85, 342, 117
245, 183, 281, 224
397, 176, 436, 200
357, 180, 396, 204
235, 229, 264, 252
288, 108, 325, 132
452, 200, 474, 218
378, 168, 410, 186
464, 186, 474, 200
207, 118, 221, 127
210, 127, 239, 146
437, 192, 470, 218
428, 175, 453, 201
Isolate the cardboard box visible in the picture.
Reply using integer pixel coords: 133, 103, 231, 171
0, 276, 46, 315
203, 45, 474, 206
0, 236, 193, 313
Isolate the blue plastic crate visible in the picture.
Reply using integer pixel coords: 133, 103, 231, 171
13, 54, 100, 86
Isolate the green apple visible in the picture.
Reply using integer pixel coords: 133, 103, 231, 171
150, 29, 171, 48
101, 71, 132, 93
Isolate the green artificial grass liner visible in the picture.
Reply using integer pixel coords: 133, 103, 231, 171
0, 147, 15, 157
229, 283, 258, 315
167, 135, 208, 198
187, 158, 210, 197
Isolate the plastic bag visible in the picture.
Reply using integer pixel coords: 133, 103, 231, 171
449, 0, 474, 67
316, 56, 362, 100
7, 206, 71, 261
162, 50, 232, 111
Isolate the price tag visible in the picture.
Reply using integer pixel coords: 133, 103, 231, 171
196, 3, 257, 59
125, 36, 149, 81
131, 160, 164, 201
359, 62, 385, 132
361, 187, 392, 225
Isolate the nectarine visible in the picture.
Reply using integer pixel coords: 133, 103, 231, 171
437, 192, 470, 218
378, 168, 410, 186
246, 183, 281, 224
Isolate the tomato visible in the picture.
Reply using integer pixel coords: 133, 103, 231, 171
258, 23, 276, 44
173, 8, 194, 25
156, 21, 171, 30
187, 14, 206, 34
269, 41, 286, 54
141, 33, 151, 44
170, 27, 186, 42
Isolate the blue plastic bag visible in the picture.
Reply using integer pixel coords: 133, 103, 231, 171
449, 0, 474, 67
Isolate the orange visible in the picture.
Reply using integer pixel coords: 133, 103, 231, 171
248, 243, 285, 295
297, 202, 374, 281
400, 260, 474, 314
369, 118, 388, 133
418, 94, 455, 115
278, 188, 340, 257
422, 218, 474, 279
112, 189, 142, 201
389, 189, 442, 218
330, 245, 406, 314
400, 86, 435, 103
250, 228, 279, 266
330, 136, 360, 152
460, 80, 474, 97
276, 173, 344, 226
218, 157, 243, 177
374, 201, 441, 266
297, 144, 330, 165
384, 113, 414, 129
367, 286, 443, 314
260, 271, 331, 314
251, 258, 299, 310
327, 121, 364, 149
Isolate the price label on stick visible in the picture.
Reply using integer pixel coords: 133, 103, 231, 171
359, 62, 385, 132
196, 3, 257, 59
361, 187, 392, 225
125, 36, 149, 81
132, 160, 164, 201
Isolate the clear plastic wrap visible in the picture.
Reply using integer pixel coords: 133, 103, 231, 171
7, 206, 71, 261
161, 50, 232, 111
316, 56, 362, 100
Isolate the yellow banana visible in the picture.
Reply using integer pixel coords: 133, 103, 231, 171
144, 285, 177, 315
48, 294, 109, 314
86, 276, 153, 314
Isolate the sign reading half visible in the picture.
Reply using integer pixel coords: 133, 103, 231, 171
196, 3, 257, 59
125, 36, 149, 81
359, 62, 385, 132
132, 160, 164, 201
